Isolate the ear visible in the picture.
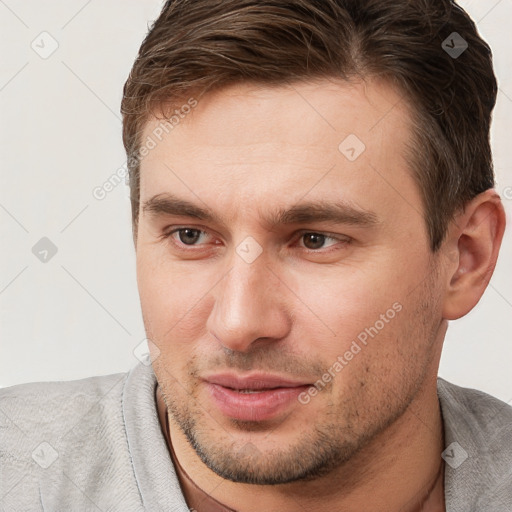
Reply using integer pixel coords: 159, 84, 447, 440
442, 189, 506, 320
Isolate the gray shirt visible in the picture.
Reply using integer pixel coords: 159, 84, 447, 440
1, 363, 511, 511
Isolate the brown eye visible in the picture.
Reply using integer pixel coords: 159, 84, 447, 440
177, 228, 202, 245
302, 233, 327, 250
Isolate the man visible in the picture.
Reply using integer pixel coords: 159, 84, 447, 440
1, 0, 510, 510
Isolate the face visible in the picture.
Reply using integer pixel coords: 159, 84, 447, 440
136, 78, 446, 484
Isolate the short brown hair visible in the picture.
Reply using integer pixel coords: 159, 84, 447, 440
121, 0, 497, 250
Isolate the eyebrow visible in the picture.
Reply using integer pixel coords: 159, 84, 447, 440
142, 193, 378, 228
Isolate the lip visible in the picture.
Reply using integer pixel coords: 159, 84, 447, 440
204, 373, 311, 390
203, 372, 312, 422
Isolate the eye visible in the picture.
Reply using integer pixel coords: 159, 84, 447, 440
297, 232, 349, 251
167, 228, 212, 246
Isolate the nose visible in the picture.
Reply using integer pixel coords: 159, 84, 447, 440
206, 250, 291, 353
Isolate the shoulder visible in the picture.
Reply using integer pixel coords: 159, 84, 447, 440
437, 378, 512, 511
0, 371, 129, 438
0, 370, 144, 510
0, 371, 128, 402
437, 377, 512, 452
438, 377, 512, 421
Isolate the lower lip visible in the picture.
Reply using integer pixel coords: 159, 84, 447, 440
206, 383, 310, 421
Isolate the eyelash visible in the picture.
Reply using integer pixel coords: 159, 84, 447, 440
161, 227, 350, 254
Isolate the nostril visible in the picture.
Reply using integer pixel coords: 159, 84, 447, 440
212, 332, 235, 355
222, 345, 235, 356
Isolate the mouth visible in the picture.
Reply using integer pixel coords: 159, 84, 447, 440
203, 373, 312, 422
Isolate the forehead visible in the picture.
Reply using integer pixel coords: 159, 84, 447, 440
138, 78, 420, 226
143, 78, 411, 148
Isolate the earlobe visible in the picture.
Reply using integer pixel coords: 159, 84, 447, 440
442, 189, 506, 320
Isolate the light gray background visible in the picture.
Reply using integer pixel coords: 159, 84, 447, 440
1, 1, 511, 402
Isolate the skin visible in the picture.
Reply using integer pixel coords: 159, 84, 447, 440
135, 78, 505, 511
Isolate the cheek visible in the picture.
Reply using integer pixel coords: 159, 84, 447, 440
136, 251, 217, 353
286, 264, 405, 344
283, 262, 427, 394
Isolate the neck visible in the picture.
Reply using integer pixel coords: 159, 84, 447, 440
161, 372, 445, 512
